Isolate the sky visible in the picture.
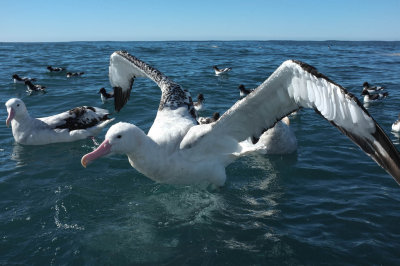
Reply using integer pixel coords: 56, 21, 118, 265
1, 0, 399, 42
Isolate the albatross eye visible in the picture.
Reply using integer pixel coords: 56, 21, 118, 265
117, 135, 122, 139
16, 104, 20, 107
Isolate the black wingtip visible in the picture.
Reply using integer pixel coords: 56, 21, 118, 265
333, 121, 400, 186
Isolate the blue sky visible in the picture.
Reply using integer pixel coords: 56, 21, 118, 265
1, 0, 399, 42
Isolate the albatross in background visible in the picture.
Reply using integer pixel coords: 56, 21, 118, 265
81, 50, 400, 187
5, 98, 114, 145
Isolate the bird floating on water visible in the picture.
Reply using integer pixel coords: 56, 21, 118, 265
361, 90, 388, 103
392, 114, 400, 132
198, 112, 220, 124
12, 74, 36, 84
98, 87, 114, 103
81, 50, 400, 187
362, 81, 384, 93
213, 65, 232, 75
5, 98, 113, 145
194, 93, 205, 111
67, 72, 85, 78
25, 80, 46, 93
238, 84, 253, 98
47, 66, 65, 72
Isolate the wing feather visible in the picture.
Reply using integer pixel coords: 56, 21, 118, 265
109, 51, 196, 119
185, 60, 400, 184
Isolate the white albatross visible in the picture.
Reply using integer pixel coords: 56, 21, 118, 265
5, 98, 114, 145
81, 51, 400, 187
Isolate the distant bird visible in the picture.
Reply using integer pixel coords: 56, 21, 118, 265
67, 72, 85, 78
98, 87, 114, 103
361, 90, 388, 103
12, 74, 36, 84
198, 112, 220, 124
25, 80, 46, 93
238, 84, 253, 98
194, 93, 205, 111
47, 66, 65, 72
5, 98, 114, 145
213, 65, 232, 75
392, 114, 400, 132
363, 81, 384, 93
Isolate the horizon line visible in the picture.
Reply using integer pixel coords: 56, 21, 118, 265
1, 39, 400, 43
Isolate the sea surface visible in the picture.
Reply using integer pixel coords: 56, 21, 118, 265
1, 41, 400, 265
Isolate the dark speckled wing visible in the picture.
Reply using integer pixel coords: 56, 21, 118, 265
39, 106, 111, 131
109, 51, 196, 119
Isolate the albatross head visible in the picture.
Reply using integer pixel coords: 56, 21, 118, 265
5, 98, 28, 127
81, 122, 145, 167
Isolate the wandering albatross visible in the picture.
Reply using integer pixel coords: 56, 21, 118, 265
81, 50, 400, 187
5, 98, 114, 145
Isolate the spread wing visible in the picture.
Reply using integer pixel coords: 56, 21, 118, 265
108, 50, 196, 119
184, 60, 400, 185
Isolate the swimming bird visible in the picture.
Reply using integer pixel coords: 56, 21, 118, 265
66, 72, 85, 78
47, 66, 65, 72
98, 87, 114, 103
363, 81, 384, 93
81, 51, 400, 187
361, 90, 388, 103
25, 80, 46, 93
242, 117, 297, 155
5, 98, 113, 145
198, 112, 220, 124
194, 93, 205, 111
12, 74, 36, 84
213, 65, 232, 75
392, 114, 400, 132
238, 84, 297, 154
238, 84, 253, 98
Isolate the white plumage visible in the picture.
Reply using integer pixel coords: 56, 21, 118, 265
5, 98, 114, 145
81, 51, 400, 187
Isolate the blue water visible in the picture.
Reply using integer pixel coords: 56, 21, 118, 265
1, 41, 400, 265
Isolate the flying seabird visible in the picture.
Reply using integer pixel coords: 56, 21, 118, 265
81, 50, 400, 187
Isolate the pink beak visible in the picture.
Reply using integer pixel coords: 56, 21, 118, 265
6, 107, 15, 127
81, 139, 112, 168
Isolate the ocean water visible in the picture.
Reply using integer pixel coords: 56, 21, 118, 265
1, 41, 400, 265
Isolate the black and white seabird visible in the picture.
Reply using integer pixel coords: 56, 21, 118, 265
213, 65, 232, 75
198, 112, 220, 124
81, 50, 400, 187
238, 84, 253, 98
98, 87, 114, 103
5, 98, 114, 145
363, 81, 384, 93
194, 93, 205, 111
66, 72, 85, 78
25, 80, 46, 93
47, 66, 65, 72
361, 90, 388, 103
12, 74, 36, 84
